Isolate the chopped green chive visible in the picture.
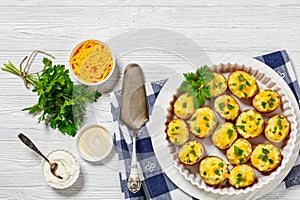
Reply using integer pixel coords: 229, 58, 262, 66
262, 148, 270, 154
175, 126, 180, 129
174, 138, 180, 144
261, 102, 267, 109
205, 123, 209, 128
219, 103, 225, 111
277, 119, 283, 130
234, 145, 244, 156
244, 92, 248, 98
195, 127, 201, 133
238, 74, 245, 82
272, 127, 277, 133
203, 171, 207, 176
236, 173, 244, 184
239, 84, 246, 91
249, 115, 253, 120
218, 162, 224, 168
215, 169, 220, 176
227, 104, 235, 110
246, 80, 251, 86
269, 159, 274, 164
218, 82, 223, 89
239, 158, 245, 163
227, 129, 234, 139
203, 116, 209, 121
183, 102, 187, 108
190, 149, 197, 157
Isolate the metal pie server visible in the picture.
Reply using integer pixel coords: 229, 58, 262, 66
120, 63, 149, 193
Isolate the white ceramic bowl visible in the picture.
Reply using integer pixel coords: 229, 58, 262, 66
76, 124, 113, 162
69, 39, 118, 92
42, 149, 80, 189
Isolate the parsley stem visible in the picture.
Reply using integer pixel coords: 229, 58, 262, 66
2, 61, 37, 86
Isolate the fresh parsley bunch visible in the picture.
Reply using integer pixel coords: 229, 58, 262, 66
2, 57, 101, 136
180, 65, 214, 108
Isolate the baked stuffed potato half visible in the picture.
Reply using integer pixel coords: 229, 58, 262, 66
199, 156, 229, 186
178, 140, 205, 166
212, 122, 237, 150
226, 138, 252, 165
206, 72, 227, 98
174, 93, 195, 119
166, 118, 189, 145
264, 114, 290, 143
214, 94, 240, 121
229, 164, 256, 189
228, 70, 258, 99
188, 106, 217, 138
251, 143, 282, 173
252, 90, 281, 113
235, 109, 264, 139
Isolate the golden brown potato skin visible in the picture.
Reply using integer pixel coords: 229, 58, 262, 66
207, 73, 227, 98
228, 70, 258, 99
226, 138, 252, 165
178, 140, 205, 166
212, 122, 237, 150
264, 114, 291, 143
187, 106, 217, 139
235, 109, 264, 139
229, 164, 256, 189
252, 90, 281, 113
199, 156, 229, 186
214, 94, 240, 121
251, 143, 282, 173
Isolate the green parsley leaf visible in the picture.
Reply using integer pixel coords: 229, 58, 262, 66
227, 129, 234, 139
262, 148, 270, 154
234, 145, 244, 156
219, 103, 225, 111
227, 104, 235, 110
180, 65, 214, 108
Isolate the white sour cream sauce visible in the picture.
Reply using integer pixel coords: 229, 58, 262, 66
77, 125, 113, 161
42, 150, 80, 189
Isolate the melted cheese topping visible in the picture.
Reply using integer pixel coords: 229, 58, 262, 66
226, 138, 252, 165
167, 118, 189, 145
228, 71, 258, 99
251, 143, 282, 172
188, 107, 217, 138
199, 156, 229, 186
178, 140, 204, 165
70, 40, 114, 83
253, 90, 280, 113
236, 110, 264, 139
212, 122, 237, 149
174, 93, 195, 119
229, 165, 256, 188
207, 73, 227, 97
214, 95, 240, 120
265, 115, 290, 143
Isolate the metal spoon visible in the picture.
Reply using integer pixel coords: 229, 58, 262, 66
18, 133, 63, 179
120, 63, 149, 193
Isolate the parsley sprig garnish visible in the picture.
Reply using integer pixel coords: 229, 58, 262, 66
2, 55, 101, 136
180, 65, 214, 107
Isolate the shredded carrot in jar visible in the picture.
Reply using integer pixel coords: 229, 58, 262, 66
69, 40, 114, 83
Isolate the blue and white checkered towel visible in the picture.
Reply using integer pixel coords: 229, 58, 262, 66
110, 50, 300, 199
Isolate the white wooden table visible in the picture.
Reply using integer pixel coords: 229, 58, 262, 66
0, 1, 300, 199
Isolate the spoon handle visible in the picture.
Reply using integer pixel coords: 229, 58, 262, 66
18, 133, 50, 163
